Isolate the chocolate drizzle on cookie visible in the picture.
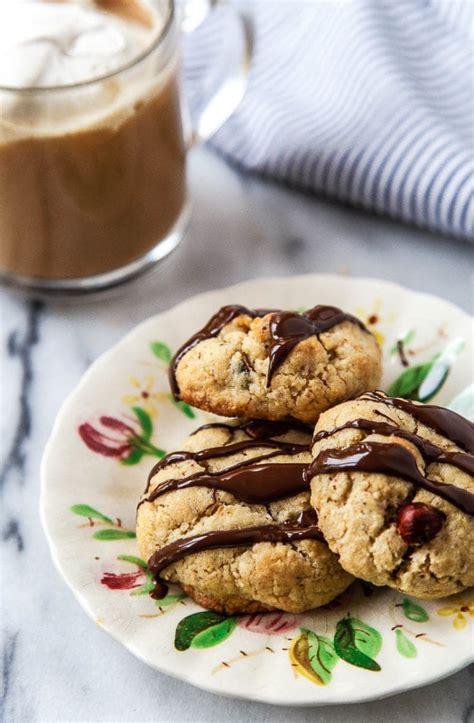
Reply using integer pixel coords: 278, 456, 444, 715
309, 390, 474, 517
313, 419, 474, 477
265, 306, 369, 386
144, 418, 312, 497
142, 421, 321, 598
144, 433, 311, 505
169, 305, 269, 399
358, 391, 474, 453
148, 509, 322, 599
169, 304, 371, 399
147, 459, 309, 505
191, 418, 313, 439
308, 441, 474, 515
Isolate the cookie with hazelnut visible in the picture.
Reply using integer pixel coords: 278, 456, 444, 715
308, 391, 474, 599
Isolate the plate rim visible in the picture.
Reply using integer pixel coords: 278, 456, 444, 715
40, 272, 474, 706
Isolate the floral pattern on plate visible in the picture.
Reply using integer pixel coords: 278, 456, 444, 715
41, 275, 474, 706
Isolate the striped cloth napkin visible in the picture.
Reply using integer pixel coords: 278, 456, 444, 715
184, 0, 473, 241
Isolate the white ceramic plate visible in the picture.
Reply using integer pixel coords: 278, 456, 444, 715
41, 274, 474, 706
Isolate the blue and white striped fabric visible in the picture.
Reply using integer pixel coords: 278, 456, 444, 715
184, 1, 473, 240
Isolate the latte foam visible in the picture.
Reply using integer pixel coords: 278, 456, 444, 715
0, 1, 158, 88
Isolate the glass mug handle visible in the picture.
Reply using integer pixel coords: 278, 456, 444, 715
177, 0, 253, 144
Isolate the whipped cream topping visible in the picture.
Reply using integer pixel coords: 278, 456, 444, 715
0, 1, 158, 88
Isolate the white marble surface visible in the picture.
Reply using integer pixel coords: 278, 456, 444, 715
1, 145, 473, 723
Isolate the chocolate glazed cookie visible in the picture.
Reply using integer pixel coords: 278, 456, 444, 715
169, 305, 382, 424
136, 420, 353, 614
309, 391, 474, 599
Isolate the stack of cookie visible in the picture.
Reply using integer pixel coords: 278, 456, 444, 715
137, 305, 474, 613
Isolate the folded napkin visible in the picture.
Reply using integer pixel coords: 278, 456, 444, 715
184, 0, 473, 240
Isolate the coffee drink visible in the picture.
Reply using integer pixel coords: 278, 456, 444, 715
0, 1, 186, 282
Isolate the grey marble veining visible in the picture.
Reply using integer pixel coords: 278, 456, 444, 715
1, 145, 473, 723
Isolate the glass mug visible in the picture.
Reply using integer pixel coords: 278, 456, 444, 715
0, 0, 251, 293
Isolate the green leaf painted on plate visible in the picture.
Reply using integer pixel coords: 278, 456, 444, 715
395, 628, 417, 658
175, 400, 196, 419
390, 329, 416, 355
150, 341, 173, 364
289, 632, 323, 685
116, 554, 152, 594
417, 338, 465, 402
388, 338, 465, 403
417, 365, 449, 402
174, 611, 228, 651
70, 504, 113, 524
405, 329, 416, 346
191, 617, 237, 649
401, 598, 429, 622
130, 581, 156, 596
334, 616, 382, 671
132, 406, 153, 441
117, 554, 148, 570
93, 529, 136, 540
448, 384, 474, 422
167, 394, 196, 419
304, 629, 338, 685
387, 359, 436, 399
121, 448, 144, 466
155, 593, 187, 608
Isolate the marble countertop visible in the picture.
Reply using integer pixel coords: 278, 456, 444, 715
1, 145, 473, 723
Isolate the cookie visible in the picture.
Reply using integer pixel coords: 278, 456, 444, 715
169, 304, 382, 424
137, 420, 353, 614
308, 391, 474, 599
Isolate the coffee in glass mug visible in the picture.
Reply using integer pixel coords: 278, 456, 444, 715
0, 0, 249, 292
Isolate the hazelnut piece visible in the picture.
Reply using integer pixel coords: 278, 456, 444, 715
396, 502, 446, 544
